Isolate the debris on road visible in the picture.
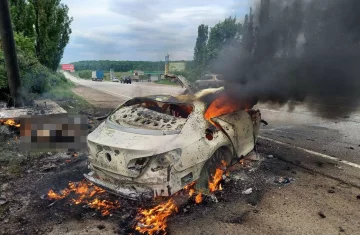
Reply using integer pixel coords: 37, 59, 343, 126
97, 225, 105, 230
318, 212, 326, 219
242, 188, 253, 195
274, 177, 294, 185
0, 197, 8, 206
357, 195, 360, 199
328, 189, 335, 194
339, 227, 345, 232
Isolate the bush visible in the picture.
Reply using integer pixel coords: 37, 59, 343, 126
0, 49, 71, 102
78, 70, 92, 79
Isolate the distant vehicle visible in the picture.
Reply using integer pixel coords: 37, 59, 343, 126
195, 74, 225, 90
112, 78, 119, 82
123, 77, 132, 84
92, 71, 104, 81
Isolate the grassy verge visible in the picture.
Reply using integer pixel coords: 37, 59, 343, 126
41, 78, 93, 114
155, 79, 178, 85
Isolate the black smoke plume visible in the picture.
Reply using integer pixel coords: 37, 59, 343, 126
212, 0, 360, 118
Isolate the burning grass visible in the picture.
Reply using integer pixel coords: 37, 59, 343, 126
47, 180, 120, 216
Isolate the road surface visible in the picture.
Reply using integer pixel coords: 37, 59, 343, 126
64, 72, 360, 235
65, 73, 185, 101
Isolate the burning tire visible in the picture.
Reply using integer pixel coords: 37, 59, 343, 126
196, 147, 232, 193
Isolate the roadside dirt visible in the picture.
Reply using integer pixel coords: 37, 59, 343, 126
1, 85, 360, 235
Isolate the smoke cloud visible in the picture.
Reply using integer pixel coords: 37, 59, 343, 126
212, 0, 360, 118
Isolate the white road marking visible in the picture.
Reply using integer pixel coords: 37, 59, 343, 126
259, 136, 360, 169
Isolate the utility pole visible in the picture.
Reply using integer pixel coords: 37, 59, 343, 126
0, 0, 23, 107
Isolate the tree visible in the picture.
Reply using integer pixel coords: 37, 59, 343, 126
30, 0, 73, 71
193, 24, 208, 77
9, 0, 35, 38
242, 8, 255, 54
13, 32, 35, 57
9, 0, 72, 71
206, 16, 242, 64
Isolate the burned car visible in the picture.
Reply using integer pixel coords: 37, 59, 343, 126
85, 87, 263, 200
195, 74, 225, 90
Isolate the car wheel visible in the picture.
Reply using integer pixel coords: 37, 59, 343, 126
196, 147, 232, 192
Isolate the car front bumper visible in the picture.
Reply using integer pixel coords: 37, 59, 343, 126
84, 171, 154, 200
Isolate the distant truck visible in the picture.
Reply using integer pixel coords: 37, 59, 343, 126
92, 71, 104, 81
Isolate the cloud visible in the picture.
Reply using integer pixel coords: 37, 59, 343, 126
61, 0, 250, 63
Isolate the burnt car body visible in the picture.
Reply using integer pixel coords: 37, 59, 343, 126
85, 85, 261, 199
195, 74, 225, 90
85, 87, 262, 200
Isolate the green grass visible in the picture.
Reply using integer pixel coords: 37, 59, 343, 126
155, 79, 178, 85
36, 77, 93, 114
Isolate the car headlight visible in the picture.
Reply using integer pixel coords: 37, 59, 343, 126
127, 157, 150, 171
155, 149, 182, 167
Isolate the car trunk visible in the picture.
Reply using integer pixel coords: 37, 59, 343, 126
87, 122, 179, 178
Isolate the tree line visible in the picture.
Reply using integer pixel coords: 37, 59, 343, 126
71, 60, 192, 73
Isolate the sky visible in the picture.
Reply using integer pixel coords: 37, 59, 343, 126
61, 0, 251, 63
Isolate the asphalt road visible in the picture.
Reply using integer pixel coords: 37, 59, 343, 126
63, 72, 360, 234
64, 73, 185, 100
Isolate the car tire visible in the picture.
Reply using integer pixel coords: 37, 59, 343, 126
195, 147, 232, 192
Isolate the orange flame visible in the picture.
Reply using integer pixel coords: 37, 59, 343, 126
208, 168, 225, 192
135, 181, 205, 234
195, 193, 203, 204
0, 119, 20, 128
47, 188, 71, 200
204, 94, 243, 122
189, 188, 195, 197
208, 160, 227, 192
47, 180, 119, 216
87, 198, 120, 216
135, 198, 178, 235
